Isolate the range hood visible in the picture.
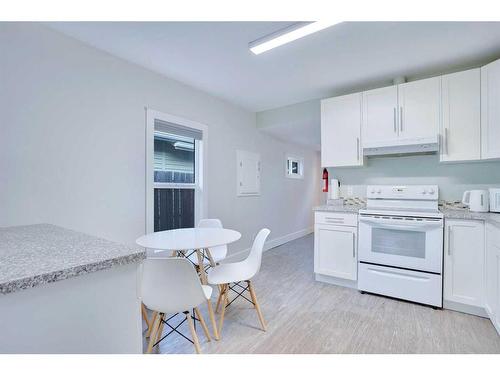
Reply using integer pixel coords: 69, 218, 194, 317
363, 136, 439, 157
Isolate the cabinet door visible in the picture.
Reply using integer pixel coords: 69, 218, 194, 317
444, 220, 485, 307
321, 93, 362, 167
398, 76, 441, 140
362, 85, 399, 145
481, 59, 500, 159
440, 69, 481, 162
485, 224, 499, 322
314, 224, 357, 280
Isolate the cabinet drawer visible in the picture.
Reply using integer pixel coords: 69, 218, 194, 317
358, 263, 442, 307
315, 211, 357, 226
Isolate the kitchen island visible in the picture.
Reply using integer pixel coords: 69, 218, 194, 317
0, 224, 145, 353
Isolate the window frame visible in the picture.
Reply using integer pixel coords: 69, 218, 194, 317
145, 109, 208, 234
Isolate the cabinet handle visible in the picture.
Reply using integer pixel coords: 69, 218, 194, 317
447, 227, 452, 256
352, 233, 356, 258
356, 137, 360, 160
399, 106, 403, 132
393, 107, 397, 133
325, 217, 344, 222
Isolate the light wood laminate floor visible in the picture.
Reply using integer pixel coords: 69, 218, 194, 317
142, 234, 500, 354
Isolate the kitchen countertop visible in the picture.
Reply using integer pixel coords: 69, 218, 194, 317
313, 204, 365, 213
313, 204, 500, 226
0, 224, 145, 295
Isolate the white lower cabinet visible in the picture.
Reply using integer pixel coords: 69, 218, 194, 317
314, 212, 357, 282
486, 223, 500, 334
444, 219, 485, 308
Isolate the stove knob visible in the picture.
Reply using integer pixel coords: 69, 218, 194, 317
370, 189, 375, 194
429, 189, 435, 195
377, 189, 382, 194
422, 189, 427, 195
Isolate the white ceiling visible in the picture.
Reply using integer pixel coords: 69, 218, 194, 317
46, 22, 500, 148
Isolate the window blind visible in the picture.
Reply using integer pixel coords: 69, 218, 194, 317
154, 119, 203, 140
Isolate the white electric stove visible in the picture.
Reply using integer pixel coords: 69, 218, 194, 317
357, 185, 444, 307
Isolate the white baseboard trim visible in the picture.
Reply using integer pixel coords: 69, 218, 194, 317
443, 300, 488, 318
315, 273, 358, 289
224, 227, 313, 262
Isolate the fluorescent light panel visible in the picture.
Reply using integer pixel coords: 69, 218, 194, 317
249, 21, 339, 55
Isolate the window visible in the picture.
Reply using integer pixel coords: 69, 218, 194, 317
146, 110, 207, 233
154, 133, 195, 184
286, 156, 304, 179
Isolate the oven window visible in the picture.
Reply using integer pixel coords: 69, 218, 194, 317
372, 228, 426, 258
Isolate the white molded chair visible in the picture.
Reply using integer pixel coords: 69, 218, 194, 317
207, 228, 270, 337
141, 257, 212, 354
187, 219, 228, 267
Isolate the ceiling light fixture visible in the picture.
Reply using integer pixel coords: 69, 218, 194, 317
249, 21, 340, 55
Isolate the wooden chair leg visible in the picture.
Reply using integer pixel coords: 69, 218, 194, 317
215, 284, 225, 313
247, 280, 267, 331
186, 311, 201, 354
155, 313, 165, 345
218, 284, 229, 338
196, 249, 208, 284
194, 307, 211, 342
206, 299, 219, 340
146, 311, 158, 338
146, 313, 161, 354
141, 303, 150, 331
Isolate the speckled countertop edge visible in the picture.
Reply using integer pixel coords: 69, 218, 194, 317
313, 204, 500, 226
0, 224, 146, 295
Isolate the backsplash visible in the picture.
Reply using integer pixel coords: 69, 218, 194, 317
326, 154, 500, 201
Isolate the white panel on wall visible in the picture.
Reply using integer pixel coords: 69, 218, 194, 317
237, 150, 261, 197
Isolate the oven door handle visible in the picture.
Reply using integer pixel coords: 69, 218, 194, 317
359, 217, 442, 231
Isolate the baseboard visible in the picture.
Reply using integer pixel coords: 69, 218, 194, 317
224, 227, 313, 262
443, 300, 488, 318
315, 273, 358, 289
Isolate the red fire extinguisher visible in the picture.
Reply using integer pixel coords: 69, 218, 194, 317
322, 168, 328, 192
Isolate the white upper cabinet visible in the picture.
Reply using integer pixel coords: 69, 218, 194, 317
440, 69, 481, 162
321, 93, 363, 167
481, 59, 500, 160
397, 76, 441, 140
362, 85, 398, 145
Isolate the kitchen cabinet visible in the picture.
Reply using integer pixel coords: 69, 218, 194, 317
362, 77, 440, 147
440, 69, 481, 162
321, 93, 363, 167
314, 212, 357, 281
485, 223, 500, 334
362, 85, 398, 144
481, 58, 500, 160
397, 76, 441, 140
444, 219, 484, 308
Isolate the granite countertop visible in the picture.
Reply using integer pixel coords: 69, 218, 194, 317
313, 203, 500, 226
439, 207, 500, 226
313, 204, 365, 213
0, 224, 145, 295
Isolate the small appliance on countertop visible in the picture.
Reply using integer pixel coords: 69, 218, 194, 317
462, 190, 489, 213
490, 188, 500, 213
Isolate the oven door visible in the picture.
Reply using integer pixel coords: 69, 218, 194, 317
358, 214, 443, 273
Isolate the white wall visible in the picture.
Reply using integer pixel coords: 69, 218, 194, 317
0, 23, 321, 255
327, 154, 500, 202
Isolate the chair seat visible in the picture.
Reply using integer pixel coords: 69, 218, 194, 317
207, 261, 255, 285
187, 246, 227, 266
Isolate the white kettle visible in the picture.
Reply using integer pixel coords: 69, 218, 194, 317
462, 190, 489, 212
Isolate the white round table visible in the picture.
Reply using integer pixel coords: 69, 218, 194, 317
136, 227, 241, 341
136, 227, 241, 284
136, 227, 241, 251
